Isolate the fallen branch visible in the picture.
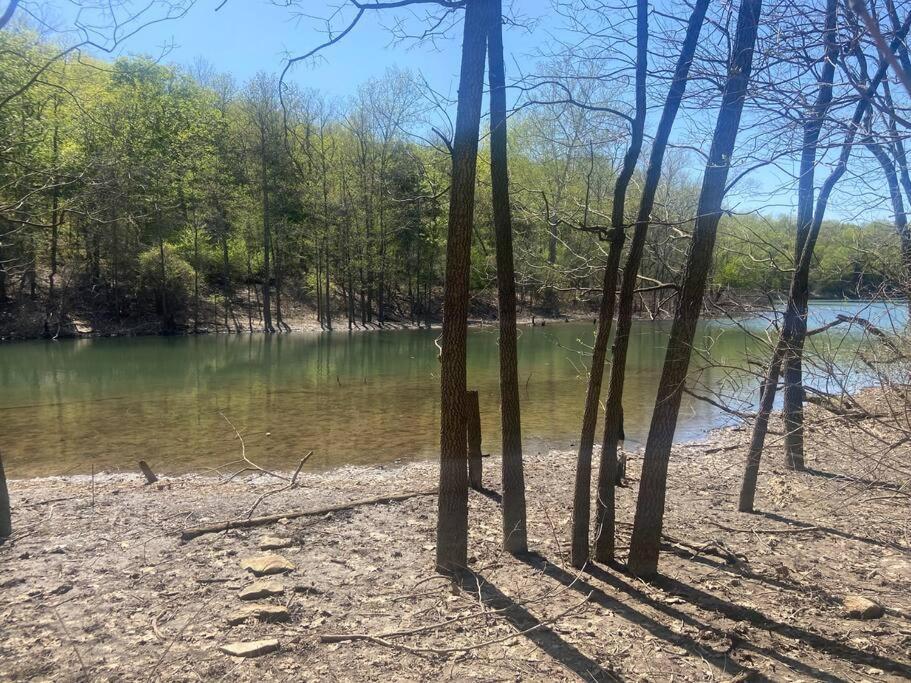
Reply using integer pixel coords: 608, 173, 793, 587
246, 452, 312, 519
319, 592, 591, 654
706, 520, 821, 535
180, 489, 436, 540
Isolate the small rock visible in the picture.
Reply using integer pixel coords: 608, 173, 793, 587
49, 583, 72, 596
219, 639, 280, 658
259, 536, 292, 551
239, 579, 285, 600
843, 595, 884, 620
240, 554, 295, 576
226, 603, 290, 625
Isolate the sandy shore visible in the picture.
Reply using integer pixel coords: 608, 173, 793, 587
1, 414, 909, 681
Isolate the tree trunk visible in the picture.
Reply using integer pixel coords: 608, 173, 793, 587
193, 218, 200, 334
158, 233, 171, 333
0, 452, 9, 541
590, 0, 708, 565
627, 0, 762, 578
316, 245, 323, 328
781, 0, 838, 471
865, 140, 911, 304
221, 233, 235, 332
436, 0, 489, 575
570, 0, 649, 568
325, 242, 332, 331
739, 337, 786, 512
261, 129, 274, 334
467, 390, 483, 490
781, 7, 911, 469
591, 0, 648, 566
487, 0, 527, 553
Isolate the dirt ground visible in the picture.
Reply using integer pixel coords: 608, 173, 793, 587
1, 406, 909, 681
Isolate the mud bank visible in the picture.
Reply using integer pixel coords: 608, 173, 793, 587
1, 418, 909, 681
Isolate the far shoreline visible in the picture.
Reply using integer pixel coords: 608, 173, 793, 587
0, 293, 886, 344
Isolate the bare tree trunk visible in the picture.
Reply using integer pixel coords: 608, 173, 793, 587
158, 233, 171, 333
627, 0, 762, 578
436, 0, 488, 574
590, 0, 708, 565
261, 129, 274, 334
220, 233, 236, 332
488, 0, 527, 554
0, 452, 9, 542
193, 218, 200, 333
738, 126, 859, 509
316, 244, 324, 328
781, 0, 838, 470
45, 99, 61, 336
781, 7, 911, 469
570, 0, 649, 569
325, 242, 333, 331
467, 390, 483, 490
865, 140, 911, 303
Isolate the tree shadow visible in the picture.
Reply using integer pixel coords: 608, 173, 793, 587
470, 486, 502, 504
459, 570, 616, 682
802, 466, 905, 492
755, 510, 910, 552
652, 574, 911, 678
521, 551, 911, 682
512, 553, 773, 681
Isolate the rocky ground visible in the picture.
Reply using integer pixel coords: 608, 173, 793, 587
1, 404, 909, 681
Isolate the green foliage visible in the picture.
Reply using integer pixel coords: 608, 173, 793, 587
137, 244, 194, 314
0, 28, 907, 333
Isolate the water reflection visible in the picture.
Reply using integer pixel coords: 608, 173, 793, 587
0, 300, 903, 476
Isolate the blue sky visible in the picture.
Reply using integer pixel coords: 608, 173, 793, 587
92, 0, 557, 100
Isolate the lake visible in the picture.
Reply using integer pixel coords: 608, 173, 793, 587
1, 300, 904, 477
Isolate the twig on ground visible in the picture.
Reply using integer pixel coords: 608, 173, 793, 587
246, 452, 313, 519
319, 592, 592, 654
181, 489, 437, 540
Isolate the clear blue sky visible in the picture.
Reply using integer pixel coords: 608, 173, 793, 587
93, 0, 556, 100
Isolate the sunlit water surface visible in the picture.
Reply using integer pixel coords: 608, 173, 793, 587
1, 300, 904, 476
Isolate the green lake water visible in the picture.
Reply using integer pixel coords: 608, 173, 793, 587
0, 300, 903, 477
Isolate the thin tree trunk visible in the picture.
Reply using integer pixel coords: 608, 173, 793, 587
781, 9, 911, 469
467, 390, 483, 490
158, 233, 170, 333
570, 0, 649, 568
0, 452, 9, 541
627, 0, 762, 578
261, 129, 274, 334
316, 244, 324, 328
193, 218, 200, 334
739, 338, 786, 512
738, 131, 858, 510
781, 0, 838, 470
590, 0, 708, 565
488, 0, 527, 554
325, 242, 332, 330
865, 140, 911, 303
221, 233, 236, 332
436, 0, 488, 575
45, 99, 61, 336
590, 0, 648, 566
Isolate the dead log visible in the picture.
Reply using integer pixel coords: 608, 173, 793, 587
139, 460, 158, 484
180, 489, 436, 540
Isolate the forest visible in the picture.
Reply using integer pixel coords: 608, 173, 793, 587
1, 0, 911, 681
0, 22, 907, 338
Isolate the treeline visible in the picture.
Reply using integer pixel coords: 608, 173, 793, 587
0, 30, 904, 337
